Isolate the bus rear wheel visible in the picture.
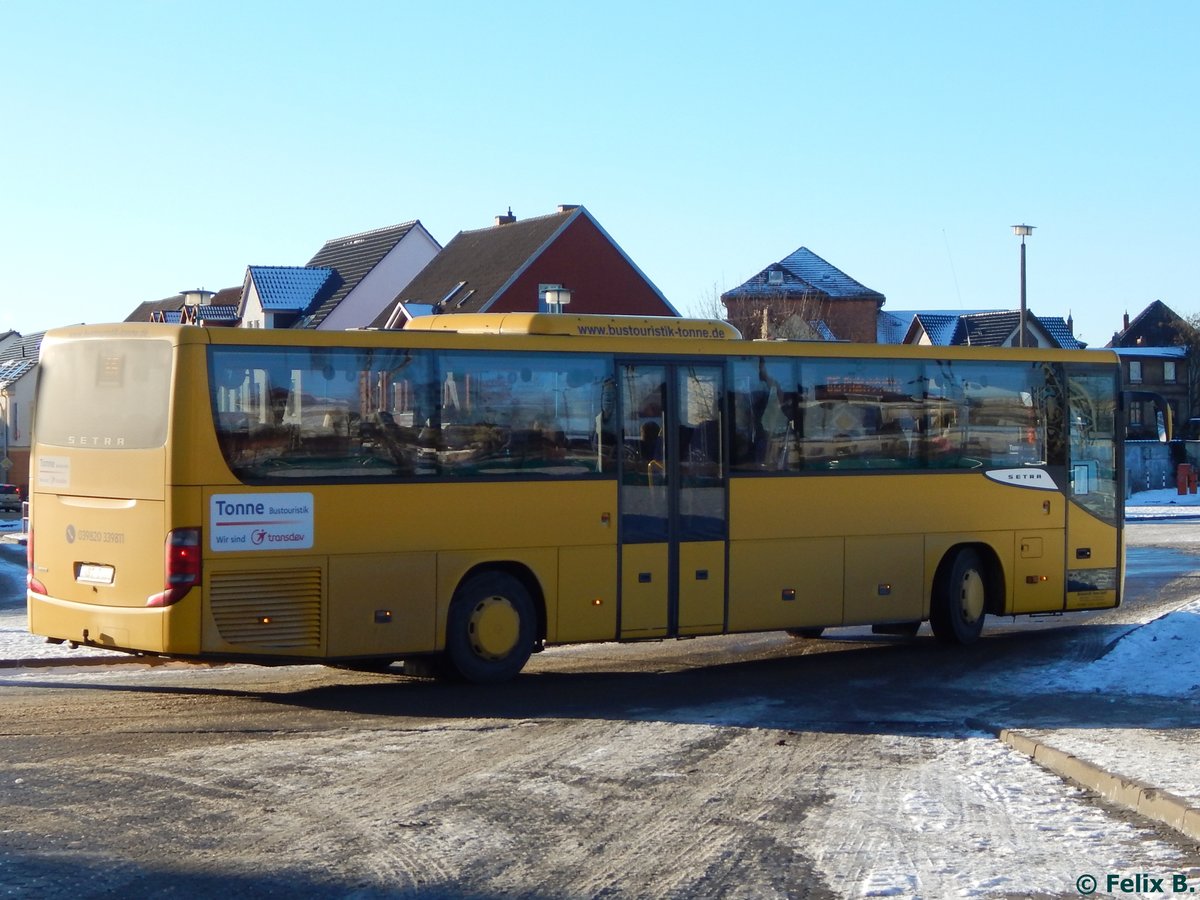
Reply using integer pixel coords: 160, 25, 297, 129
445, 571, 536, 684
930, 548, 987, 645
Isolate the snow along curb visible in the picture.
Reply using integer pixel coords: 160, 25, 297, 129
996, 727, 1200, 843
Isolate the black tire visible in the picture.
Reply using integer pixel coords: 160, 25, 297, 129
786, 627, 825, 639
444, 571, 536, 683
929, 548, 987, 645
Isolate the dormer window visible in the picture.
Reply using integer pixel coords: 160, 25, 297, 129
767, 269, 784, 285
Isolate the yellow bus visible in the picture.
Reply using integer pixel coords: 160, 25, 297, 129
27, 314, 1124, 682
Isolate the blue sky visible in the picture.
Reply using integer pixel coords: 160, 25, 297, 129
2, 1, 1196, 347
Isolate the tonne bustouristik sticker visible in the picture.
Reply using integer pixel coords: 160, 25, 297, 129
210, 493, 314, 552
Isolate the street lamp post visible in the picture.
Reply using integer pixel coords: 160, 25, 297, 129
1012, 225, 1035, 348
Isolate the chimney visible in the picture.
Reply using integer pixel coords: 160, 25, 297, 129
1123, 311, 1130, 330
494, 207, 516, 226
557, 204, 580, 213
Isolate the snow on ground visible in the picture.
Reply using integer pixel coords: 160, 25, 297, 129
1126, 485, 1200, 518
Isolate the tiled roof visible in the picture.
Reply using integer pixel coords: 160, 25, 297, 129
954, 311, 1021, 346
0, 357, 36, 388
372, 209, 577, 326
0, 332, 45, 387
882, 309, 996, 344
876, 310, 910, 344
891, 309, 1081, 348
248, 266, 341, 313
724, 247, 885, 303
210, 286, 242, 307
126, 296, 188, 322
1039, 316, 1083, 350
305, 222, 424, 328
912, 313, 963, 345
196, 305, 240, 322
1109, 300, 1191, 349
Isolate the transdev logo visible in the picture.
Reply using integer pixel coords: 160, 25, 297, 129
209, 492, 314, 552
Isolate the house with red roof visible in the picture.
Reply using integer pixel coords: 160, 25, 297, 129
372, 205, 677, 326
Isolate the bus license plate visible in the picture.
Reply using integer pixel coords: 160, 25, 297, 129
77, 564, 115, 585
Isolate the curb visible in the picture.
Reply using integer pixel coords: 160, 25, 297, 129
0, 655, 165, 669
996, 727, 1200, 843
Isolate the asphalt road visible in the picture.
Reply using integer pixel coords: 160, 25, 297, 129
1, 520, 1197, 897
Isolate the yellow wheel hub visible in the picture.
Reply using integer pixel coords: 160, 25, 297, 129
959, 570, 985, 623
467, 596, 520, 661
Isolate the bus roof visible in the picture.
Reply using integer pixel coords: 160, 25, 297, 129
399, 313, 742, 341
42, 319, 1120, 366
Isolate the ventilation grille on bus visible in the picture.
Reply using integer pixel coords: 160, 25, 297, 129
210, 569, 322, 650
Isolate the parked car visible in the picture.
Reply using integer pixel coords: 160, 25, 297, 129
0, 483, 22, 513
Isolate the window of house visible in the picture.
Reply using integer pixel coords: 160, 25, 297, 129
1164, 360, 1177, 383
1128, 361, 1142, 384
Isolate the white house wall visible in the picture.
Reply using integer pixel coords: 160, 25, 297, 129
318, 226, 442, 330
241, 282, 267, 329
3, 376, 33, 452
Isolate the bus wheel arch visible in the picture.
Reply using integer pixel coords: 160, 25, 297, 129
929, 544, 1003, 645
443, 564, 544, 683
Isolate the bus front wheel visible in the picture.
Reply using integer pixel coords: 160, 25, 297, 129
930, 548, 987, 645
445, 571, 536, 683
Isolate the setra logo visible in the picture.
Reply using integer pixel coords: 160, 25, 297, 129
65, 525, 76, 544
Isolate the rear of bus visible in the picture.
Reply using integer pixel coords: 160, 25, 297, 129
27, 325, 204, 655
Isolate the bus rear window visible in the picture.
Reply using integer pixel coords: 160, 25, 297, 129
36, 339, 173, 449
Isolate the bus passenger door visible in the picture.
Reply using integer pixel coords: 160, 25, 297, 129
618, 363, 727, 638
1063, 366, 1122, 610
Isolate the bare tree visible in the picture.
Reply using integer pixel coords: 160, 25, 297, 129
720, 289, 834, 341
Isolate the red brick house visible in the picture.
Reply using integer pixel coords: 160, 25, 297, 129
721, 247, 885, 342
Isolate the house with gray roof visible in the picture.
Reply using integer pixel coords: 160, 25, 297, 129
721, 247, 885, 342
1109, 300, 1196, 440
129, 288, 244, 328
372, 206, 677, 327
0, 330, 45, 494
126, 221, 440, 330
888, 309, 1083, 350
302, 221, 441, 330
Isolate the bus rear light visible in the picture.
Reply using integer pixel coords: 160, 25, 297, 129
26, 528, 48, 596
147, 528, 202, 607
